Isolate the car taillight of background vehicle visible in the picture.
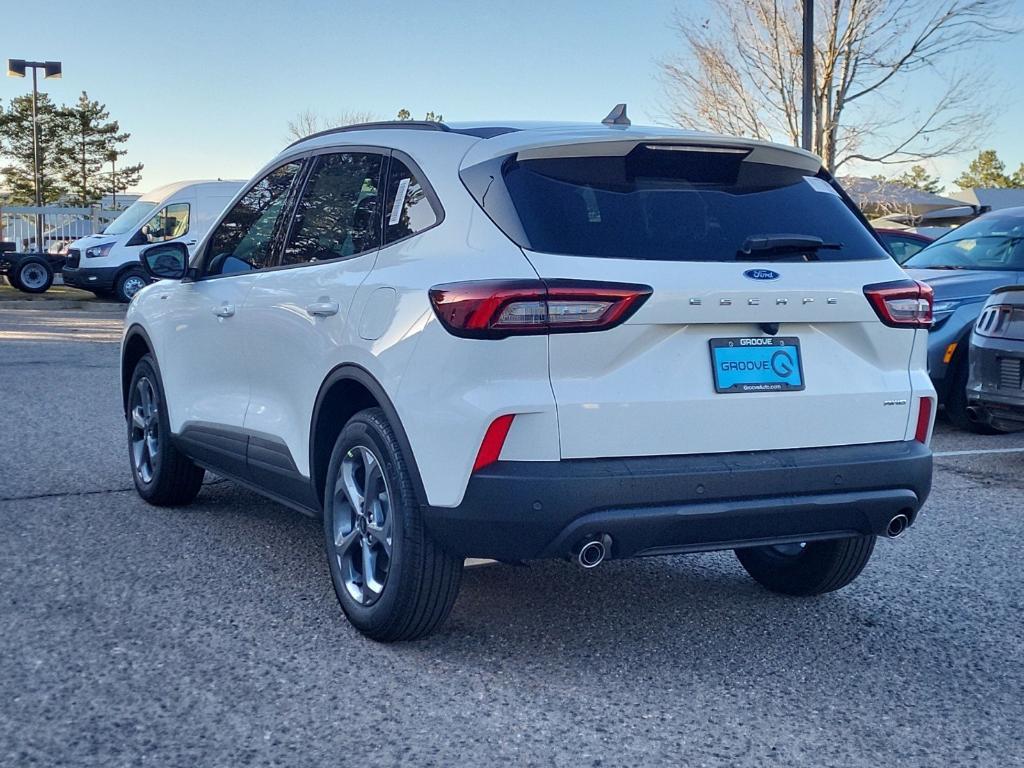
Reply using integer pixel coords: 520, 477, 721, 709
975, 304, 1024, 339
863, 280, 933, 328
428, 279, 652, 339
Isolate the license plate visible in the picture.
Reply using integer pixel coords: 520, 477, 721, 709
709, 337, 805, 393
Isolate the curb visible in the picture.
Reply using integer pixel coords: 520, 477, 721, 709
0, 299, 125, 312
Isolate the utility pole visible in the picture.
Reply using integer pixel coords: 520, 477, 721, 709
7, 59, 63, 251
801, 1, 814, 153
109, 152, 118, 210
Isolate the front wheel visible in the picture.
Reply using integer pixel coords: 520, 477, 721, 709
735, 535, 876, 596
115, 267, 149, 303
323, 408, 462, 641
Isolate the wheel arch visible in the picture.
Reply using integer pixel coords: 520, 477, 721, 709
309, 364, 428, 510
121, 324, 157, 417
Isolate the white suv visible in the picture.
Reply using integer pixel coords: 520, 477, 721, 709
122, 115, 935, 641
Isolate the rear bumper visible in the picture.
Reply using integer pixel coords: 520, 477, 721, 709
61, 264, 118, 291
424, 441, 933, 561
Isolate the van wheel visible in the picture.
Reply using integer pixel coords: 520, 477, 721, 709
946, 357, 999, 434
16, 258, 53, 293
115, 268, 149, 302
323, 408, 462, 641
735, 535, 875, 596
128, 354, 205, 505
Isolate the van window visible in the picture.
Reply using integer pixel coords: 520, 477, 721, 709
102, 200, 157, 235
472, 145, 886, 262
383, 158, 438, 244
281, 152, 384, 265
203, 161, 302, 276
139, 203, 190, 243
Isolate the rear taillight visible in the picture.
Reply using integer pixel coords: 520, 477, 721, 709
429, 279, 652, 339
915, 397, 934, 444
473, 414, 515, 472
863, 280, 933, 328
975, 304, 1021, 338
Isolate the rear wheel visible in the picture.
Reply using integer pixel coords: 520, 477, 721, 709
323, 408, 462, 641
16, 258, 53, 293
946, 356, 999, 434
115, 267, 149, 303
128, 354, 205, 505
735, 535, 875, 596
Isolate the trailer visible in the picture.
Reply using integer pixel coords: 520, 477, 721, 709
0, 242, 64, 294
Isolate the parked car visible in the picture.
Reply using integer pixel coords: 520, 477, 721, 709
122, 116, 935, 641
63, 179, 243, 302
966, 286, 1024, 431
903, 206, 1024, 431
874, 228, 933, 264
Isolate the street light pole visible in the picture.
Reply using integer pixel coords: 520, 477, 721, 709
7, 59, 62, 252
801, 0, 814, 153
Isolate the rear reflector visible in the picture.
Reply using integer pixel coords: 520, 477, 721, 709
473, 414, 516, 472
864, 280, 933, 328
429, 279, 652, 339
915, 397, 933, 443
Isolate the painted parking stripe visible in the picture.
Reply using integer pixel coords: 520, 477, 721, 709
934, 447, 1024, 458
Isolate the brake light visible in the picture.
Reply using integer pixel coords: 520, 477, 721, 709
915, 397, 933, 443
473, 414, 515, 472
863, 280, 933, 328
429, 279, 652, 339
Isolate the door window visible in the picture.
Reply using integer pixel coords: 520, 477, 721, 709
139, 203, 190, 243
281, 152, 385, 265
383, 157, 438, 244
203, 161, 302, 276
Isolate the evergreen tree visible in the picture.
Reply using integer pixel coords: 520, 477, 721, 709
891, 165, 944, 194
954, 149, 1013, 189
61, 91, 142, 206
0, 93, 72, 204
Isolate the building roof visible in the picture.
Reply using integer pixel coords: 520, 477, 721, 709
950, 188, 1024, 210
838, 176, 962, 215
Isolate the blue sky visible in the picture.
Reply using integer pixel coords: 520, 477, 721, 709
3, 0, 1023, 193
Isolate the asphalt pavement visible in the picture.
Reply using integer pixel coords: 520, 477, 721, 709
1, 308, 1022, 767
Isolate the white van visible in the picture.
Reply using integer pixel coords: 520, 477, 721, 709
63, 180, 244, 302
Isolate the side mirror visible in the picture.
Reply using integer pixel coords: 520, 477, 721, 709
140, 241, 188, 280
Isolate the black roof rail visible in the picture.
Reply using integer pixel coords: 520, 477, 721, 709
286, 120, 450, 149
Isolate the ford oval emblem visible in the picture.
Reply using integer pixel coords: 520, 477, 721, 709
743, 269, 780, 281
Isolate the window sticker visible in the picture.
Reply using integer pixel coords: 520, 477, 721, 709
389, 177, 411, 225
805, 177, 839, 196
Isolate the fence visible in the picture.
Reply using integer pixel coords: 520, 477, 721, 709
0, 205, 121, 252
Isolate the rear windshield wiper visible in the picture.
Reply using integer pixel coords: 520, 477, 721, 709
737, 234, 843, 261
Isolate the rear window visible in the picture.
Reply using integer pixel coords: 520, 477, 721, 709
477, 145, 885, 262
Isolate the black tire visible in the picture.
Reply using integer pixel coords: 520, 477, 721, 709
946, 356, 999, 434
15, 258, 53, 293
323, 407, 462, 641
6, 270, 22, 290
127, 354, 205, 506
115, 267, 150, 303
735, 535, 876, 596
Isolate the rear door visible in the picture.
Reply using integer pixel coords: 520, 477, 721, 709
476, 142, 921, 459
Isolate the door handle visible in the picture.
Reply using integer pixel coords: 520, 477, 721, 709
186, 239, 198, 246
213, 303, 235, 318
306, 300, 340, 317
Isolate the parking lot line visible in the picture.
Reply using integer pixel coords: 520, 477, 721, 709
933, 447, 1024, 458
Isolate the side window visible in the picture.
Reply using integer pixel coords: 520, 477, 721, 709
383, 157, 438, 244
281, 152, 384, 266
140, 203, 190, 243
203, 161, 302, 276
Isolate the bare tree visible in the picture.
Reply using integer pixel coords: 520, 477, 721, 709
660, 0, 1016, 170
285, 108, 380, 141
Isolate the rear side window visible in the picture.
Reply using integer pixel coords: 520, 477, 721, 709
383, 157, 438, 244
483, 145, 885, 262
281, 152, 384, 265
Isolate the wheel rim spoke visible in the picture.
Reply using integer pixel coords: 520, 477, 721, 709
129, 377, 159, 484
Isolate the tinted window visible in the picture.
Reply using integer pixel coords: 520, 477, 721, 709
490, 146, 885, 262
281, 152, 384, 265
384, 157, 438, 244
905, 212, 1024, 270
203, 161, 302, 276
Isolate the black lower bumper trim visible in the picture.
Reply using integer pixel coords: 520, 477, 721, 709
61, 265, 118, 291
424, 441, 933, 561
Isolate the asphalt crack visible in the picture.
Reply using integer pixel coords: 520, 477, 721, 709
0, 478, 228, 503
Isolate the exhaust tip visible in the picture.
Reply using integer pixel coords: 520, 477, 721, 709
575, 535, 611, 568
966, 406, 984, 424
886, 513, 909, 539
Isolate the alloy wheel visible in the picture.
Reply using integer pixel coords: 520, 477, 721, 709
331, 445, 393, 606
130, 377, 160, 484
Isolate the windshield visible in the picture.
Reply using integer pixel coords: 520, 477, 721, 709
101, 200, 158, 236
905, 212, 1024, 270
478, 145, 886, 262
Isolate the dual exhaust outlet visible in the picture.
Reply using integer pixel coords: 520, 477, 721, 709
573, 515, 909, 566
